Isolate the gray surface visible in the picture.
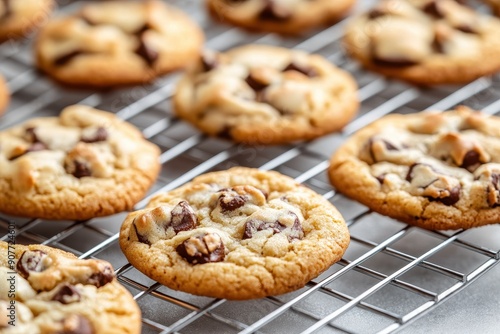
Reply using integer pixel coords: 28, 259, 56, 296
405, 264, 500, 334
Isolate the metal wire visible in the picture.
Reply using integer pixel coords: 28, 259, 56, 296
1, 0, 499, 333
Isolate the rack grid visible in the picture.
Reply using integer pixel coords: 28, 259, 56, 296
1, 0, 499, 333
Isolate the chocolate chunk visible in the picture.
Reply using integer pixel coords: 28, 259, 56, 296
243, 211, 303, 241
80, 14, 96, 26
245, 73, 270, 92
134, 23, 153, 36
372, 55, 419, 67
455, 24, 477, 34
460, 150, 480, 170
170, 201, 197, 233
282, 62, 318, 77
200, 51, 219, 72
16, 250, 49, 279
367, 138, 399, 162
132, 222, 151, 245
243, 219, 285, 239
436, 185, 460, 206
368, 7, 386, 19
68, 159, 92, 178
135, 36, 158, 66
81, 127, 108, 143
376, 173, 387, 184
0, 0, 11, 20
57, 314, 94, 334
406, 163, 461, 206
423, 0, 445, 18
176, 233, 225, 265
87, 265, 114, 288
52, 284, 81, 304
487, 173, 500, 207
217, 126, 233, 139
217, 188, 247, 212
54, 50, 85, 66
258, 0, 292, 21
25, 127, 38, 143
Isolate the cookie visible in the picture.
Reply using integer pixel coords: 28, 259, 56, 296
0, 75, 8, 117
343, 0, 500, 85
173, 45, 359, 145
0, 0, 54, 42
207, 0, 355, 35
0, 104, 161, 220
120, 167, 349, 300
0, 242, 141, 333
328, 106, 500, 230
35, 0, 204, 87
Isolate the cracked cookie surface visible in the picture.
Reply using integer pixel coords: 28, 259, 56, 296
35, 0, 204, 87
0, 75, 8, 117
173, 45, 359, 145
207, 0, 355, 35
0, 0, 54, 42
120, 167, 349, 300
0, 242, 141, 334
0, 104, 160, 220
344, 0, 500, 85
328, 106, 500, 230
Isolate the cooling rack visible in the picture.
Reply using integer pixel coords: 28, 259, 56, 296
1, 0, 499, 333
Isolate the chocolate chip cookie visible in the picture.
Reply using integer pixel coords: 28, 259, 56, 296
329, 106, 500, 230
120, 167, 349, 300
173, 45, 359, 145
0, 75, 8, 117
0, 0, 54, 42
0, 242, 141, 333
207, 0, 355, 35
35, 0, 204, 87
343, 0, 500, 85
0, 105, 161, 220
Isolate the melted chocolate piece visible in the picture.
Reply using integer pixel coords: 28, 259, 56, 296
16, 250, 49, 279
176, 233, 225, 265
372, 55, 419, 67
71, 160, 92, 178
132, 222, 151, 245
282, 62, 318, 77
87, 265, 114, 288
376, 173, 387, 184
488, 173, 500, 208
217, 126, 233, 139
258, 0, 292, 21
170, 201, 197, 233
245, 73, 270, 92
54, 50, 86, 66
217, 189, 247, 212
460, 150, 480, 170
52, 284, 81, 304
368, 7, 386, 19
423, 0, 445, 18
135, 36, 158, 66
243, 211, 303, 241
81, 127, 108, 143
201, 51, 219, 72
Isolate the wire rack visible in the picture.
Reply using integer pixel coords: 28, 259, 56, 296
1, 0, 499, 333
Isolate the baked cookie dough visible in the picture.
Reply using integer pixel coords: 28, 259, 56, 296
0, 75, 8, 117
207, 0, 355, 35
0, 105, 161, 220
329, 106, 500, 230
0, 0, 54, 42
35, 0, 204, 87
120, 167, 349, 300
0, 242, 141, 334
343, 0, 500, 85
174, 45, 359, 145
